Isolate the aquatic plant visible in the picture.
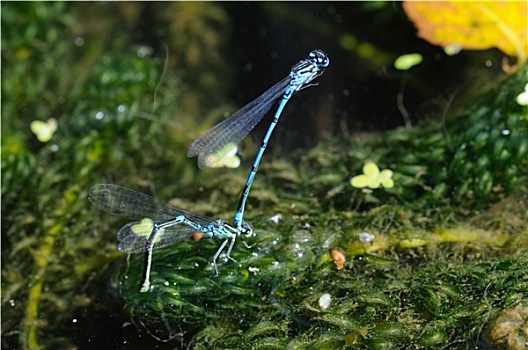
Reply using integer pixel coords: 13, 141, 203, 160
350, 161, 394, 189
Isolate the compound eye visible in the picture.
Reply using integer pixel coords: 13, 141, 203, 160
319, 56, 330, 68
241, 222, 253, 237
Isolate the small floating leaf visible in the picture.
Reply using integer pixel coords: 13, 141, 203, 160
131, 218, 154, 236
350, 161, 394, 189
394, 53, 423, 70
30, 118, 57, 142
206, 142, 241, 168
516, 82, 528, 106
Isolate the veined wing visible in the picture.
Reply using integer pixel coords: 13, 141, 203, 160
88, 183, 214, 225
116, 219, 206, 253
187, 76, 290, 169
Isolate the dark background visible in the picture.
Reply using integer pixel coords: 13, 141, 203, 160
122, 1, 508, 150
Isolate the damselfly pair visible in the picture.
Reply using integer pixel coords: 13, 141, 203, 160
89, 49, 329, 292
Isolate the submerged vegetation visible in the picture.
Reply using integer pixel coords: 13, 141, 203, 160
2, 2, 527, 349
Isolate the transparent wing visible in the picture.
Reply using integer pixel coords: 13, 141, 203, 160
116, 220, 200, 253
88, 183, 214, 225
187, 77, 290, 169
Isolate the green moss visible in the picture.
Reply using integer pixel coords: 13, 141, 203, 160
120, 236, 526, 348
115, 66, 527, 348
1, 2, 232, 349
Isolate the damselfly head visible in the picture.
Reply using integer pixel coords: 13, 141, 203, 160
308, 49, 330, 68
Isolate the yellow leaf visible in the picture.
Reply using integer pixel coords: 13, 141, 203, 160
403, 1, 527, 65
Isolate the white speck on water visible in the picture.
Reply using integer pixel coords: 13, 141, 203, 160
269, 214, 281, 224
359, 232, 375, 243
319, 293, 332, 310
74, 37, 84, 47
